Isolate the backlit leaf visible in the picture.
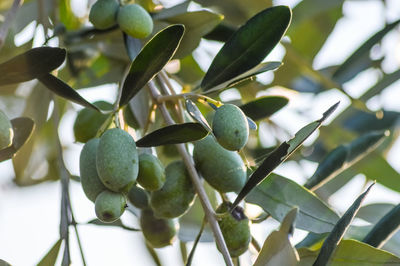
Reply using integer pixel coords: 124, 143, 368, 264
37, 239, 62, 266
240, 96, 288, 121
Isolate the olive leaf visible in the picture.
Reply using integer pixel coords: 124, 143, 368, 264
136, 123, 209, 147
232, 101, 339, 209
240, 96, 289, 121
185, 99, 212, 132
118, 24, 185, 107
37, 239, 63, 266
0, 47, 66, 86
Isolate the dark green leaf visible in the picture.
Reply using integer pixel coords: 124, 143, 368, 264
119, 24, 185, 107
254, 208, 299, 266
360, 68, 400, 101
88, 219, 140, 231
240, 96, 288, 121
246, 174, 339, 234
37, 239, 62, 266
0, 47, 66, 86
185, 99, 212, 132
356, 203, 395, 224
38, 73, 100, 111
201, 6, 291, 91
123, 33, 142, 61
0, 117, 35, 162
312, 183, 374, 266
232, 102, 339, 209
136, 123, 209, 147
342, 110, 399, 134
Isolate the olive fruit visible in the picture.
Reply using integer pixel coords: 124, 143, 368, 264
89, 0, 119, 30
0, 110, 13, 150
212, 104, 249, 151
216, 202, 250, 257
137, 153, 165, 191
96, 128, 139, 192
127, 185, 149, 209
140, 208, 177, 248
193, 135, 246, 193
79, 138, 107, 202
73, 101, 113, 143
150, 161, 196, 219
117, 4, 153, 39
95, 190, 126, 223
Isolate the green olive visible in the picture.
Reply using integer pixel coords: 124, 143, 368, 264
193, 135, 246, 193
89, 0, 119, 30
96, 128, 138, 192
0, 110, 13, 150
137, 153, 166, 191
216, 202, 250, 257
117, 4, 153, 39
73, 101, 113, 143
95, 190, 126, 223
127, 185, 149, 209
212, 104, 249, 151
79, 138, 107, 202
150, 161, 196, 219
140, 208, 177, 248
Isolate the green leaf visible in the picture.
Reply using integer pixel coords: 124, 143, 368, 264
201, 6, 291, 91
313, 183, 374, 266
88, 219, 140, 231
232, 101, 339, 209
360, 68, 400, 101
240, 96, 288, 121
356, 203, 395, 224
118, 24, 185, 107
59, 0, 82, 30
38, 73, 100, 111
0, 117, 35, 162
253, 208, 300, 266
298, 239, 400, 266
136, 123, 209, 147
363, 204, 400, 248
0, 47, 66, 86
185, 99, 212, 132
37, 239, 62, 266
245, 174, 339, 234
123, 33, 142, 61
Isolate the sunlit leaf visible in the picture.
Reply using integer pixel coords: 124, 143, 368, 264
0, 47, 66, 86
136, 123, 209, 147
246, 174, 339, 234
37, 239, 62, 266
118, 24, 185, 107
201, 6, 291, 91
240, 96, 288, 121
59, 0, 82, 30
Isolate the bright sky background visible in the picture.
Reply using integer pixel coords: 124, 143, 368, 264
0, 0, 400, 265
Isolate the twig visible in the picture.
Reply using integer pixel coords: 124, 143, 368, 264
147, 79, 233, 266
0, 0, 24, 50
66, 197, 87, 266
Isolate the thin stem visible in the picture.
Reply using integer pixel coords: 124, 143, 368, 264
147, 80, 233, 266
0, 0, 24, 50
66, 196, 87, 266
159, 70, 185, 122
251, 236, 261, 252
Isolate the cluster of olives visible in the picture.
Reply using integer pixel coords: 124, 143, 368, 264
89, 0, 153, 39
0, 110, 13, 150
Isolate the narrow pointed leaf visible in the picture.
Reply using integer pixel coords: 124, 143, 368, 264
363, 204, 400, 248
313, 183, 374, 266
0, 117, 35, 162
298, 239, 400, 266
232, 102, 339, 209
136, 123, 208, 147
240, 96, 288, 121
0, 47, 66, 86
185, 99, 212, 132
38, 74, 100, 111
246, 174, 339, 234
88, 219, 140, 231
37, 239, 62, 266
356, 203, 395, 224
119, 25, 185, 107
201, 6, 291, 91
123, 33, 142, 61
361, 68, 400, 101
254, 208, 299, 266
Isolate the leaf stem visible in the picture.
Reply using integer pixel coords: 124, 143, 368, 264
0, 0, 24, 50
147, 79, 233, 266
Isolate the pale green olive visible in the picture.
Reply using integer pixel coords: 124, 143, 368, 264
89, 0, 119, 30
117, 4, 153, 39
137, 153, 165, 191
95, 190, 126, 223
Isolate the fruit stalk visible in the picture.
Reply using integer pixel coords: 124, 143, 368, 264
148, 79, 233, 266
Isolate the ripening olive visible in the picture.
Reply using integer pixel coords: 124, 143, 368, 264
73, 101, 113, 143
216, 202, 251, 257
117, 4, 153, 39
140, 208, 177, 248
150, 161, 196, 219
193, 135, 246, 193
89, 0, 119, 30
127, 185, 149, 209
212, 104, 249, 151
96, 128, 138, 192
0, 110, 13, 150
137, 153, 166, 191
79, 138, 107, 202
95, 190, 126, 223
